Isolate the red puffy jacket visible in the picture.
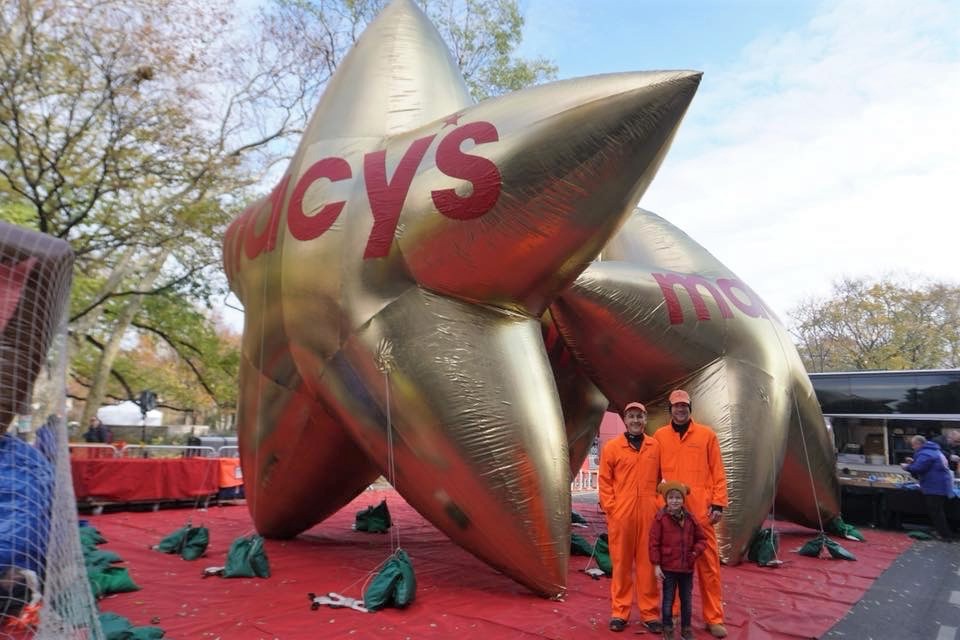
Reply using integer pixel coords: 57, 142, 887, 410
648, 508, 707, 573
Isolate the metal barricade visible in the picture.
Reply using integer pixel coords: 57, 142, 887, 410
68, 443, 119, 458
217, 445, 239, 458
120, 444, 217, 459
571, 469, 599, 491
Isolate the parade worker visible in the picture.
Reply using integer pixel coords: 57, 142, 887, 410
599, 402, 662, 633
653, 390, 729, 638
902, 435, 955, 541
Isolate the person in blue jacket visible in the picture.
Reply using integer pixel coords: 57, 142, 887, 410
902, 435, 955, 541
1, 431, 53, 622
34, 414, 59, 464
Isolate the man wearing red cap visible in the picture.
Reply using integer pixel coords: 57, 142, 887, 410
653, 390, 729, 638
599, 402, 662, 633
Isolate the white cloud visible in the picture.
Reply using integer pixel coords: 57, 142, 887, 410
642, 0, 960, 320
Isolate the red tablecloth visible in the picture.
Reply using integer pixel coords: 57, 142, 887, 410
71, 457, 222, 502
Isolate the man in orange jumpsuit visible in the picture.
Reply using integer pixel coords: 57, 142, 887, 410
653, 389, 728, 638
599, 402, 662, 633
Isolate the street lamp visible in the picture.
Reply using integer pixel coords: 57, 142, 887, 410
137, 390, 157, 451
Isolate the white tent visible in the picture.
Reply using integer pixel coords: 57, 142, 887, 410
96, 401, 163, 426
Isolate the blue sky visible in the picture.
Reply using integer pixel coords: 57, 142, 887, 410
519, 1, 820, 75
515, 0, 960, 320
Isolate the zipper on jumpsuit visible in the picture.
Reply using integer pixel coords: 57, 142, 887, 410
631, 445, 641, 549
677, 429, 690, 570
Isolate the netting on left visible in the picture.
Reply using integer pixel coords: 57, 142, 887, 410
0, 221, 103, 640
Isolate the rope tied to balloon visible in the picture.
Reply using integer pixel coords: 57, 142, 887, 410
761, 318, 863, 565
310, 338, 416, 614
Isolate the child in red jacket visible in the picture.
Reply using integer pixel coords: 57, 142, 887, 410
649, 481, 707, 640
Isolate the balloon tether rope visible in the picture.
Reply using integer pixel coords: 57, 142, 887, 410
326, 338, 407, 601
766, 315, 826, 536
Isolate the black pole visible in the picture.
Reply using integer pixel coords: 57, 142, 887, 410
137, 390, 157, 458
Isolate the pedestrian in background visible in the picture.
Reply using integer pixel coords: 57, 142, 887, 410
83, 416, 106, 443
902, 435, 955, 541
932, 429, 960, 476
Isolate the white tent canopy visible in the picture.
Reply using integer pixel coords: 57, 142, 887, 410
96, 401, 163, 426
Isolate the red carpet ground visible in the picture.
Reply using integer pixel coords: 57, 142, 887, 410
87, 488, 912, 640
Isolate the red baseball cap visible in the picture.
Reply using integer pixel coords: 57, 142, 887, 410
668, 389, 691, 405
623, 402, 646, 415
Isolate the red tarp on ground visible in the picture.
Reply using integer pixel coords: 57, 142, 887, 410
87, 489, 911, 640
72, 458, 222, 502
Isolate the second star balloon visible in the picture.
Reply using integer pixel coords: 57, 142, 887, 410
549, 209, 841, 563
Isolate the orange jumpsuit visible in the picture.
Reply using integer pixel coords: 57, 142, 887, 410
653, 420, 728, 626
598, 433, 661, 623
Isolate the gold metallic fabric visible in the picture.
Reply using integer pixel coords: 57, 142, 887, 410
223, 0, 700, 596
549, 209, 840, 563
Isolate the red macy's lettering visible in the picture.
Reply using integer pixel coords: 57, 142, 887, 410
652, 272, 767, 325
224, 120, 502, 274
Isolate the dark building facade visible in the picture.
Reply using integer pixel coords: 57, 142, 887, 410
809, 369, 960, 465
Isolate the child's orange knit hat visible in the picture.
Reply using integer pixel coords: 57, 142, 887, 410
658, 480, 690, 498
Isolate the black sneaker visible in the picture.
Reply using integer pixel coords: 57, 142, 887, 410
609, 618, 627, 632
643, 620, 664, 633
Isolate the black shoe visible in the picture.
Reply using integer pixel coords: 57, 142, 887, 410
643, 620, 663, 633
609, 618, 627, 632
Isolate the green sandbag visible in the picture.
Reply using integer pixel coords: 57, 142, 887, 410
827, 516, 866, 542
571, 511, 587, 524
154, 525, 209, 561
154, 525, 190, 552
907, 530, 934, 540
824, 537, 856, 561
594, 534, 613, 576
89, 566, 141, 598
79, 525, 107, 546
98, 612, 132, 639
797, 533, 856, 561
85, 549, 124, 570
223, 534, 270, 578
747, 527, 779, 566
99, 612, 165, 639
355, 499, 392, 533
364, 549, 416, 611
180, 527, 209, 561
797, 536, 824, 558
79, 526, 107, 553
571, 534, 594, 556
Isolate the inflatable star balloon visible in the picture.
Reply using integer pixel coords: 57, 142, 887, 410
224, 0, 700, 596
549, 209, 840, 563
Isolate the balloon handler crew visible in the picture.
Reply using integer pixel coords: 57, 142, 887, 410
598, 402, 663, 633
653, 390, 729, 638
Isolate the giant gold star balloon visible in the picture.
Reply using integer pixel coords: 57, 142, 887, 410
223, 0, 701, 596
548, 209, 841, 563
